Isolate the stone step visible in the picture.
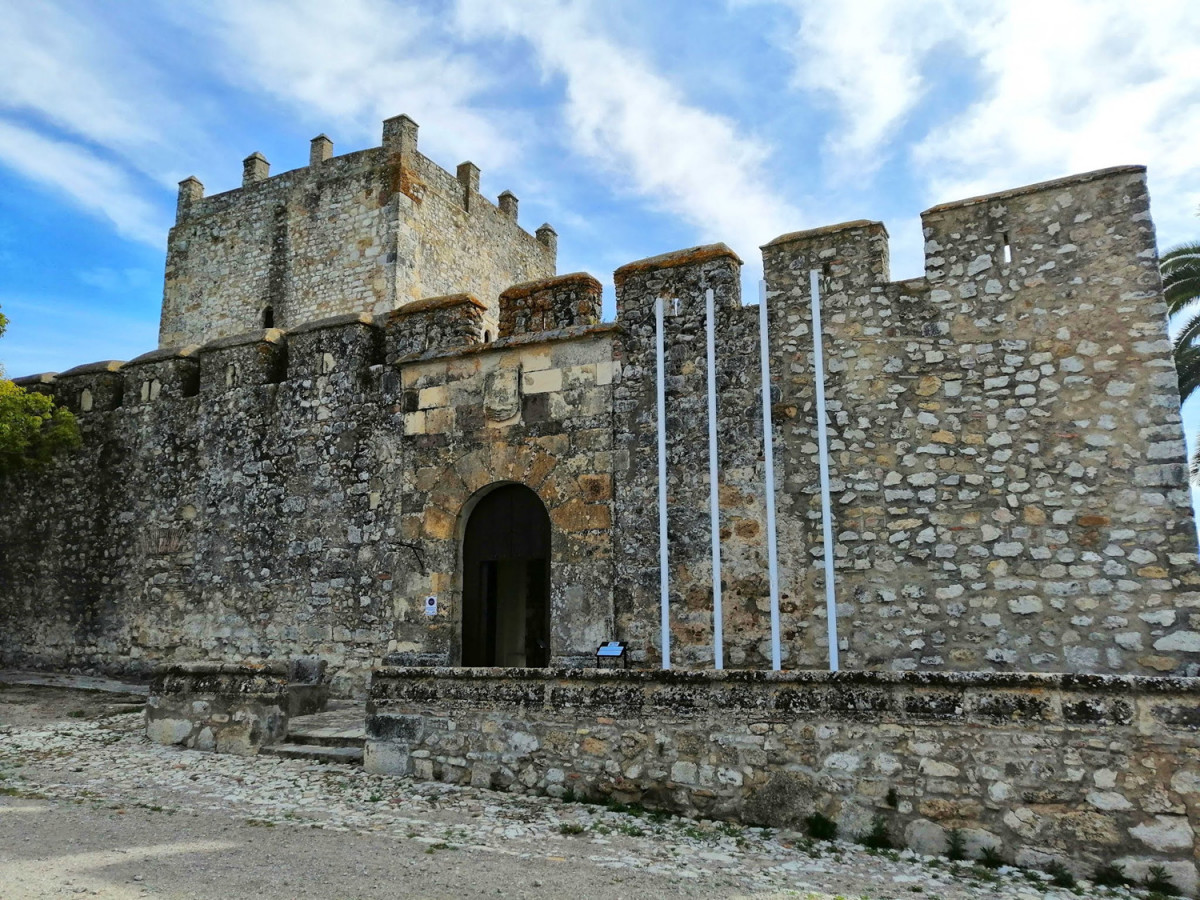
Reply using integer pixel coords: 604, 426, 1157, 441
285, 728, 366, 749
261, 742, 364, 765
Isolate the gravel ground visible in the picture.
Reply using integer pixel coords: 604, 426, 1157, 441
0, 681, 1157, 900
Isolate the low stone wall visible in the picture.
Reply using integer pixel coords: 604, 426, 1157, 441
145, 661, 328, 755
367, 667, 1200, 894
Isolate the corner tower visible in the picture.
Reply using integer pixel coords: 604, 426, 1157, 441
159, 115, 557, 348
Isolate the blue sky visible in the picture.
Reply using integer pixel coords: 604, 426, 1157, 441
1, 0, 1199, 393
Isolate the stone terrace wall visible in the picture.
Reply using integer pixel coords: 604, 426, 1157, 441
366, 667, 1200, 895
160, 115, 556, 348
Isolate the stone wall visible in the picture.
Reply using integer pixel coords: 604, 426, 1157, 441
365, 666, 1200, 895
160, 115, 556, 348
2, 164, 1197, 688
0, 311, 617, 694
145, 661, 328, 755
760, 166, 1199, 674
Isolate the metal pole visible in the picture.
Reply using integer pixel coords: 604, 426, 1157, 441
656, 296, 671, 670
705, 288, 724, 670
810, 270, 839, 672
758, 281, 782, 671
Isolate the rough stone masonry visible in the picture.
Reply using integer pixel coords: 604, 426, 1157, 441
0, 119, 1195, 690
3, 116, 1197, 892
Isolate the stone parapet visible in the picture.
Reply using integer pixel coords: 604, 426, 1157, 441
498, 272, 602, 339
367, 666, 1200, 894
145, 661, 328, 755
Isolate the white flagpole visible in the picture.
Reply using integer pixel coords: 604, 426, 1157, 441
705, 288, 724, 669
810, 270, 839, 672
758, 281, 782, 671
656, 296, 671, 670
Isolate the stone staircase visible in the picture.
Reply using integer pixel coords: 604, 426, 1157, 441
262, 700, 366, 766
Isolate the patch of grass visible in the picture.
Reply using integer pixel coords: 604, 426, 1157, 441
67, 709, 88, 718
425, 842, 454, 854
0, 786, 47, 800
616, 822, 645, 837
367, 794, 383, 803
558, 823, 585, 835
944, 828, 966, 861
858, 815, 893, 850
589, 822, 611, 835
978, 846, 1004, 869
1092, 862, 1132, 888
804, 811, 838, 841
648, 810, 669, 825
717, 822, 742, 839
1145, 865, 1180, 897
1045, 861, 1075, 888
245, 818, 276, 828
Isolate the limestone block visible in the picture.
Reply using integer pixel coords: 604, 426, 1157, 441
364, 740, 413, 776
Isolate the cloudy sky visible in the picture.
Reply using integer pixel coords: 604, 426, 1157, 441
1, 0, 1199, 389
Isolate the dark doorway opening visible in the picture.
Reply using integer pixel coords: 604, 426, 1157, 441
461, 484, 551, 667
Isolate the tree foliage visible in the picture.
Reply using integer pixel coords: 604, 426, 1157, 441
0, 306, 81, 478
1163, 240, 1200, 406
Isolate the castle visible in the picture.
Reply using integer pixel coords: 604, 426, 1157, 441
3, 115, 1198, 888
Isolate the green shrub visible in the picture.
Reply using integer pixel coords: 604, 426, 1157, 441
804, 811, 838, 841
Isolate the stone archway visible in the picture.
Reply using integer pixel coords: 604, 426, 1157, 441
460, 483, 551, 667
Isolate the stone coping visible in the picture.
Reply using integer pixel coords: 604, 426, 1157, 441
154, 661, 290, 678
499, 272, 602, 301
287, 312, 376, 336
371, 665, 1200, 695
200, 328, 285, 353
391, 322, 621, 367
922, 164, 1145, 215
11, 372, 58, 386
394, 293, 487, 314
125, 346, 201, 367
762, 220, 886, 249
613, 243, 743, 287
57, 360, 125, 378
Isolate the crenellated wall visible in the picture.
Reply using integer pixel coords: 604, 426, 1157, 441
160, 115, 557, 348
2, 164, 1197, 691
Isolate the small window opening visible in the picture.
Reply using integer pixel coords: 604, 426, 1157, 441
1002, 232, 1012, 265
262, 305, 275, 328
483, 330, 493, 343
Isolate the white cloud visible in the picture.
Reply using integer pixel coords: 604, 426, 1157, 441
195, 0, 513, 167
765, 0, 991, 177
0, 118, 167, 246
769, 0, 1200, 248
912, 0, 1200, 249
0, 0, 206, 185
454, 0, 802, 260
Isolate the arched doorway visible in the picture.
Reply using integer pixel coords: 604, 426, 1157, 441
461, 484, 551, 667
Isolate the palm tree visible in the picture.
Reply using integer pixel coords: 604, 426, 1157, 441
1162, 240, 1200, 480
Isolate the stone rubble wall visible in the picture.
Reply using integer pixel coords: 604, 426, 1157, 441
365, 666, 1200, 896
144, 661, 327, 755
0, 313, 618, 694
759, 167, 1199, 674
1, 164, 1197, 688
160, 116, 555, 348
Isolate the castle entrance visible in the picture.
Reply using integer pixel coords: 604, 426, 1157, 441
460, 484, 551, 668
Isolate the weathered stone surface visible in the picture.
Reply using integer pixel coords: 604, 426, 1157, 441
367, 667, 1200, 885
160, 116, 554, 347
2, 164, 1198, 688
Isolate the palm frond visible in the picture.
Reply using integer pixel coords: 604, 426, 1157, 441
1174, 312, 1200, 352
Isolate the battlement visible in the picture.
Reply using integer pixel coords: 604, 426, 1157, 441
35, 163, 1173, 416
160, 115, 558, 349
